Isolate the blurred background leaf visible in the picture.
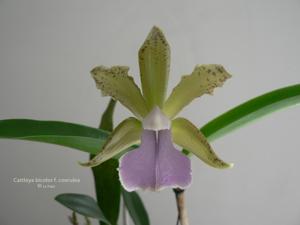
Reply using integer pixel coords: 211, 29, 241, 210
55, 193, 110, 224
122, 188, 150, 225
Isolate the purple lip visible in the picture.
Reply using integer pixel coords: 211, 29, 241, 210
119, 129, 191, 191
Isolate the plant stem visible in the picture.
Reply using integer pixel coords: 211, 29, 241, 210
173, 189, 189, 225
84, 216, 91, 225
176, 217, 180, 225
68, 212, 79, 225
122, 199, 129, 225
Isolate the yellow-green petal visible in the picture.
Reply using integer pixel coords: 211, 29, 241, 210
80, 117, 142, 167
171, 117, 233, 169
91, 66, 148, 118
163, 65, 232, 118
139, 26, 170, 108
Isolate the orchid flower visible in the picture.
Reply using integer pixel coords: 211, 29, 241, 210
81, 26, 233, 192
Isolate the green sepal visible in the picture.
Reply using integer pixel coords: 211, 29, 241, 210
139, 26, 170, 108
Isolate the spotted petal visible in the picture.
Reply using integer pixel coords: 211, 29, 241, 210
81, 117, 142, 167
163, 65, 232, 118
171, 118, 233, 169
91, 66, 148, 118
119, 129, 191, 192
139, 26, 170, 108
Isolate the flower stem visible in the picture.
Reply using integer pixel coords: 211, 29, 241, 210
84, 216, 91, 225
68, 212, 79, 225
122, 199, 129, 225
173, 188, 189, 225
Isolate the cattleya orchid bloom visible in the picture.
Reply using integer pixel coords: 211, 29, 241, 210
81, 26, 233, 191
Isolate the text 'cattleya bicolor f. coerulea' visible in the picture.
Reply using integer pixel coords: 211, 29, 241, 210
81, 26, 233, 191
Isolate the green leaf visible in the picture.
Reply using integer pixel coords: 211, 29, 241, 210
92, 98, 121, 225
92, 159, 120, 225
0, 119, 109, 154
139, 26, 170, 108
172, 117, 233, 169
55, 193, 111, 224
99, 99, 116, 131
201, 84, 300, 142
122, 189, 150, 225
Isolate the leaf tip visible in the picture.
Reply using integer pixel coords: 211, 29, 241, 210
215, 161, 234, 169
227, 162, 234, 169
78, 160, 98, 168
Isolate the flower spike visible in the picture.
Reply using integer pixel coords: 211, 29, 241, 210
91, 66, 149, 118
80, 117, 142, 167
139, 26, 170, 108
86, 27, 233, 192
163, 64, 232, 118
171, 118, 233, 169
